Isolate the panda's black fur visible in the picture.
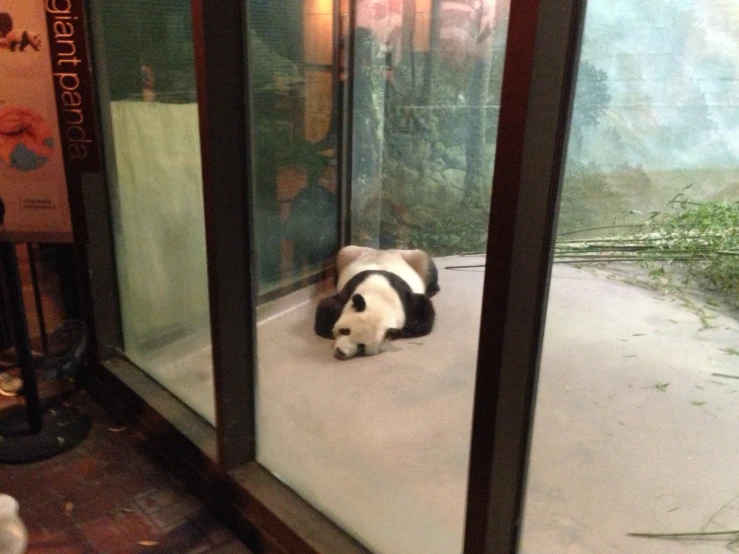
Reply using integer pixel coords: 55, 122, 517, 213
19, 31, 39, 52
334, 246, 440, 297
424, 258, 440, 297
314, 269, 436, 340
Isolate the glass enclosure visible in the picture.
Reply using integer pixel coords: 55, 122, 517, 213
521, 0, 739, 552
248, 1, 509, 553
90, 0, 215, 424
82, 0, 739, 551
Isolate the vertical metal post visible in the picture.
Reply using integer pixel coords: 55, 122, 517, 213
339, 0, 355, 247
192, 0, 256, 468
463, 0, 588, 551
1, 243, 42, 433
27, 244, 49, 356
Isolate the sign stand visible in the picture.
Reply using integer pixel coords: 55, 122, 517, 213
0, 0, 97, 462
0, 242, 90, 464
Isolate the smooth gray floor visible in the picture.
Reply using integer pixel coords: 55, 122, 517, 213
251, 258, 738, 554
522, 264, 739, 554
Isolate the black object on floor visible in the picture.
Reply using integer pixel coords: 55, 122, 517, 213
0, 403, 91, 463
1, 242, 42, 432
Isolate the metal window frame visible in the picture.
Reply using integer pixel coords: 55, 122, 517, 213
191, 0, 353, 468
191, 0, 257, 469
83, 0, 221, 461
339, 0, 355, 246
464, 0, 588, 551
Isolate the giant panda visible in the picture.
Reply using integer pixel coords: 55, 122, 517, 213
314, 245, 440, 359
0, 29, 42, 52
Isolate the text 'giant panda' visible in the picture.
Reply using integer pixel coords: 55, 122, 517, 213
314, 246, 440, 360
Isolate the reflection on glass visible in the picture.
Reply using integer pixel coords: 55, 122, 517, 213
522, 1, 739, 552
351, 0, 507, 253
252, 2, 508, 553
91, 0, 215, 424
248, 0, 340, 297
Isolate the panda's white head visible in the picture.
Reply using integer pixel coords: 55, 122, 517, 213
28, 33, 42, 48
332, 293, 391, 360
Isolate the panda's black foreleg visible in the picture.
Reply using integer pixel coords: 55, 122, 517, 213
425, 258, 440, 298
314, 293, 346, 339
387, 294, 435, 339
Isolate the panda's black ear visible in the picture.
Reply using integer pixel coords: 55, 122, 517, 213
351, 294, 366, 312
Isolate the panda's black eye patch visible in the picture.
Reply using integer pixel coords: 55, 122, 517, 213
357, 344, 366, 355
338, 328, 351, 336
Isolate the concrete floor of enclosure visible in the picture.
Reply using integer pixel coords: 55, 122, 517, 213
254, 256, 739, 554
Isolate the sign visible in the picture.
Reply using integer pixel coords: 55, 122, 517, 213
45, 0, 99, 173
0, 0, 73, 242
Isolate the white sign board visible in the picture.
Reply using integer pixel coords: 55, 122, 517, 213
0, 0, 72, 243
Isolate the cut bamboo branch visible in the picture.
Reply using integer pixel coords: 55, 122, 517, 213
711, 373, 739, 380
628, 529, 739, 539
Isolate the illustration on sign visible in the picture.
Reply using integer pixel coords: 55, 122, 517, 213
0, 12, 42, 52
0, 4, 73, 243
0, 105, 55, 171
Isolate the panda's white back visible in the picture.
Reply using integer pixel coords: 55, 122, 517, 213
337, 249, 425, 294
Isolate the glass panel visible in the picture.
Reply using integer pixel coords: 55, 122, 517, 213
521, 1, 739, 552
250, 1, 509, 553
248, 0, 340, 297
90, 0, 215, 424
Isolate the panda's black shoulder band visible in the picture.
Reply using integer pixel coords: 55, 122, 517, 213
313, 268, 436, 339
314, 295, 345, 339
425, 258, 440, 298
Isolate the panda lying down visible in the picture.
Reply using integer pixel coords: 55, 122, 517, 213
314, 245, 440, 359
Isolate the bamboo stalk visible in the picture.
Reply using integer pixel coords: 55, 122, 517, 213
557, 236, 717, 244
712, 373, 739, 380
554, 254, 711, 259
555, 250, 715, 255
554, 256, 699, 261
628, 529, 739, 538
557, 224, 646, 237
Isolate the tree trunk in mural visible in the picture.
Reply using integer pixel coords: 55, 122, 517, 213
423, 0, 442, 102
402, 0, 416, 93
464, 6, 494, 199
352, 28, 386, 247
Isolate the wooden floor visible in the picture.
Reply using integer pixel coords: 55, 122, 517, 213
0, 391, 252, 554
1, 247, 252, 553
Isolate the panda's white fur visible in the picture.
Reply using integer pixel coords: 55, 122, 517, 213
332, 273, 405, 358
337, 246, 426, 294
315, 246, 439, 360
